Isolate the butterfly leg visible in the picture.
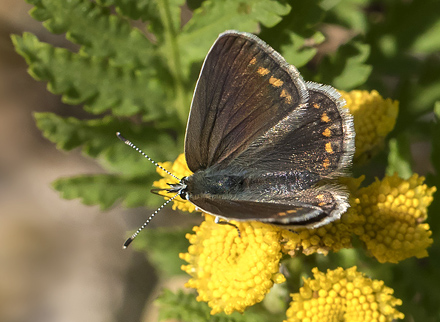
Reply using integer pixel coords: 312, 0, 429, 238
214, 217, 241, 238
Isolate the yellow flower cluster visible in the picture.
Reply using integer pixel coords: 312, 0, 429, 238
285, 267, 404, 322
340, 90, 399, 161
179, 215, 285, 314
353, 173, 435, 263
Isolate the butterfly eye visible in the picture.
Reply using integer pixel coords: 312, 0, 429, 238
179, 189, 189, 200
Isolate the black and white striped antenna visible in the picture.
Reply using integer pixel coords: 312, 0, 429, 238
116, 132, 182, 249
122, 193, 179, 248
116, 132, 180, 181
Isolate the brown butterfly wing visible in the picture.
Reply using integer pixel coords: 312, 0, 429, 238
184, 31, 309, 172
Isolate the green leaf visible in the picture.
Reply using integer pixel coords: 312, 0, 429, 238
27, 0, 157, 68
259, 0, 326, 68
411, 18, 440, 54
156, 289, 272, 322
179, 0, 291, 76
316, 40, 371, 90
157, 289, 210, 322
365, 1, 440, 111
97, 0, 161, 23
434, 101, 440, 118
53, 174, 160, 209
383, 0, 440, 55
280, 31, 324, 68
12, 33, 169, 118
132, 227, 192, 277
386, 136, 413, 179
326, 0, 369, 32
405, 56, 440, 116
34, 112, 180, 176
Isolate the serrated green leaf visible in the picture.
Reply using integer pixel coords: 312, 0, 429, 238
34, 112, 180, 176
156, 289, 271, 322
386, 136, 413, 179
179, 0, 291, 76
12, 33, 170, 119
132, 227, 192, 277
156, 289, 211, 322
97, 0, 161, 24
259, 0, 326, 68
317, 40, 371, 90
53, 174, 160, 209
27, 0, 157, 68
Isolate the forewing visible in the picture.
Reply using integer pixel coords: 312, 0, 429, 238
184, 31, 309, 173
232, 82, 355, 178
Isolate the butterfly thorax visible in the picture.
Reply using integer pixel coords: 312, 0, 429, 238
184, 168, 247, 198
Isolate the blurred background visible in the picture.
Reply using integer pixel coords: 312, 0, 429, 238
0, 2, 192, 322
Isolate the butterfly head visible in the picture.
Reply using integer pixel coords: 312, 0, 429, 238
167, 177, 190, 200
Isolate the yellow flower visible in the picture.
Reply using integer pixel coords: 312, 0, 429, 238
152, 153, 196, 212
179, 215, 285, 315
340, 90, 399, 161
353, 173, 435, 263
285, 266, 404, 322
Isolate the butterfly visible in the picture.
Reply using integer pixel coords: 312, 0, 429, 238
120, 30, 355, 247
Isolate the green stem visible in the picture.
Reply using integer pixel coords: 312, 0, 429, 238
158, 0, 188, 131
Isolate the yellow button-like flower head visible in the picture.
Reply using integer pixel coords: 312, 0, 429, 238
340, 90, 398, 161
180, 215, 285, 314
285, 266, 404, 322
354, 173, 435, 263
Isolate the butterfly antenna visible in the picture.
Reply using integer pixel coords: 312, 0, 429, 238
123, 193, 180, 249
116, 132, 180, 181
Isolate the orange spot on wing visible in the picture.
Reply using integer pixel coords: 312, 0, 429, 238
317, 194, 326, 206
322, 128, 331, 137
321, 112, 330, 123
280, 89, 292, 104
325, 142, 334, 154
269, 76, 283, 87
257, 67, 270, 76
323, 158, 330, 169
313, 103, 320, 109
249, 57, 257, 65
